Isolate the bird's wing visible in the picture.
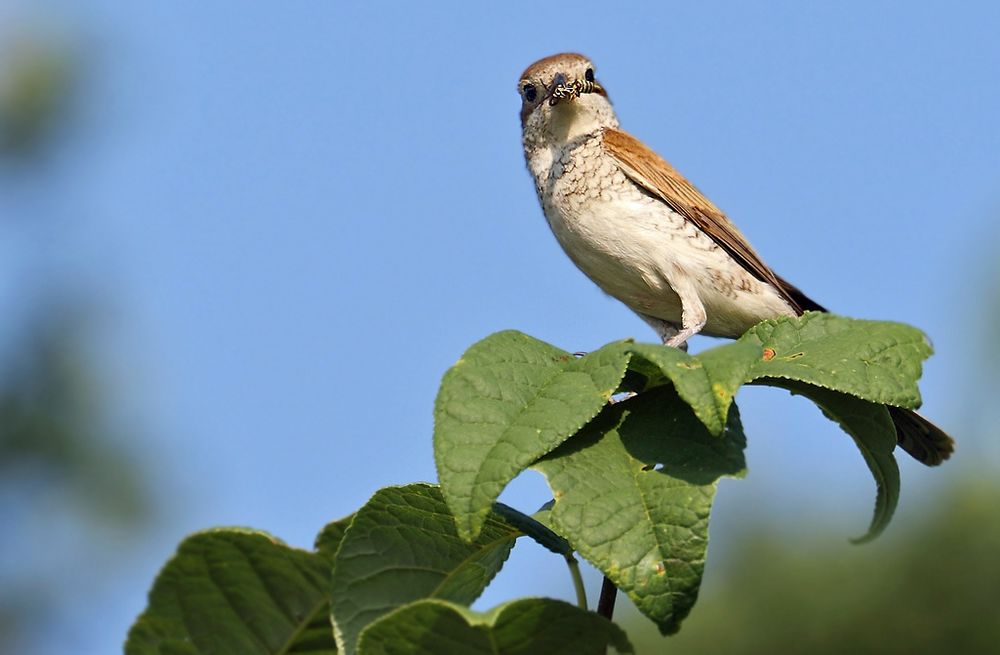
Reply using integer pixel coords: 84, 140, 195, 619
602, 128, 824, 314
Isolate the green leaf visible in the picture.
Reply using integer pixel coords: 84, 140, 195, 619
742, 313, 932, 408
125, 528, 336, 655
627, 340, 761, 435
434, 330, 631, 540
532, 387, 747, 634
772, 380, 901, 542
315, 513, 356, 559
356, 598, 633, 655
330, 484, 520, 655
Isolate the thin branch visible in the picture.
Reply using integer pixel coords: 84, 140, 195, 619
597, 575, 617, 620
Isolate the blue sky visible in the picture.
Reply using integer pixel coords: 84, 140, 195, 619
2, 1, 999, 652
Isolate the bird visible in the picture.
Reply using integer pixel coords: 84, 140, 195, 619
517, 52, 953, 466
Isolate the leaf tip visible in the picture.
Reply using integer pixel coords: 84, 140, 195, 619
849, 530, 880, 545
456, 517, 484, 544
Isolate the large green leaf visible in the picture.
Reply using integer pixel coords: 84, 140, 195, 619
125, 528, 336, 655
771, 380, 900, 542
742, 313, 932, 408
330, 484, 520, 655
627, 340, 761, 435
356, 598, 633, 655
434, 330, 631, 540
533, 387, 747, 634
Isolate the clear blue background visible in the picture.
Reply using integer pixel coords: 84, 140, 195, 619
2, 2, 998, 652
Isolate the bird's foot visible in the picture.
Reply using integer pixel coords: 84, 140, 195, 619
664, 334, 690, 352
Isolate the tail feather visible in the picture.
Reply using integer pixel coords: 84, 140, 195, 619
888, 406, 955, 466
774, 273, 828, 314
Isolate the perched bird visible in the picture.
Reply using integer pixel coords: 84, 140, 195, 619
518, 52, 953, 465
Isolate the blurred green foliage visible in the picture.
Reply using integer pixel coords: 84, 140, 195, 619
624, 481, 999, 654
0, 35, 74, 157
0, 309, 151, 650
0, 310, 147, 522
0, 26, 149, 652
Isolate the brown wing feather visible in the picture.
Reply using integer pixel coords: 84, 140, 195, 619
602, 129, 825, 315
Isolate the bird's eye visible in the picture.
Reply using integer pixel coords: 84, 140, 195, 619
522, 83, 537, 102
585, 68, 595, 82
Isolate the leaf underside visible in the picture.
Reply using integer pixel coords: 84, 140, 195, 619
533, 386, 747, 634
772, 380, 900, 542
125, 528, 337, 655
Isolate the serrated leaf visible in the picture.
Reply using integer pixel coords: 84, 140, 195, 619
628, 340, 761, 435
125, 528, 336, 655
532, 387, 746, 634
774, 380, 900, 542
434, 330, 632, 541
357, 598, 633, 655
330, 484, 520, 655
742, 312, 932, 408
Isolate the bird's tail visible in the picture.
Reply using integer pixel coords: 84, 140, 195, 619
888, 406, 955, 466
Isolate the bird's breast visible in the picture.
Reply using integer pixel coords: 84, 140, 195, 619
531, 137, 694, 316
526, 135, 796, 336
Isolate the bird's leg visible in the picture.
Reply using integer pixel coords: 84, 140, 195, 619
637, 314, 688, 352
664, 304, 706, 350
662, 278, 707, 350
665, 328, 697, 350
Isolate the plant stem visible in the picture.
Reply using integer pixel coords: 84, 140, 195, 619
597, 575, 617, 620
565, 554, 588, 610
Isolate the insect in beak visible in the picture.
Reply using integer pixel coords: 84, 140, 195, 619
546, 73, 605, 106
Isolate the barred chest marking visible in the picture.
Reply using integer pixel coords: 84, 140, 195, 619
526, 130, 795, 337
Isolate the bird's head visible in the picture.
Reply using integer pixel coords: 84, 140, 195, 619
518, 53, 618, 150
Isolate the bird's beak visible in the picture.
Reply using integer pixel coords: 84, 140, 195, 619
543, 73, 568, 104
546, 73, 605, 107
